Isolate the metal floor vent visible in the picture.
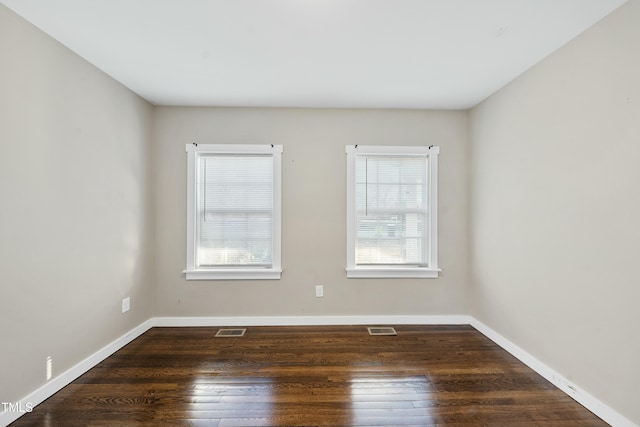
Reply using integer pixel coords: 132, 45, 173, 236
367, 327, 397, 336
215, 328, 247, 337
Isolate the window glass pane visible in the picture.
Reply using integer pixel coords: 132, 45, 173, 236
197, 154, 273, 267
355, 155, 428, 266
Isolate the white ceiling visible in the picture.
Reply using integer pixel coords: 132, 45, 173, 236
1, 0, 627, 109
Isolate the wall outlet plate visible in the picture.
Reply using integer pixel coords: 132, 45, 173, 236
122, 297, 130, 313
315, 285, 324, 297
46, 356, 52, 381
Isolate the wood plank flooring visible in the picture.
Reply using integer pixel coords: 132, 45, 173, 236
10, 325, 609, 426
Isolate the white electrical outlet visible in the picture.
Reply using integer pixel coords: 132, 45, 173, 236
315, 285, 324, 298
122, 297, 130, 313
46, 356, 52, 381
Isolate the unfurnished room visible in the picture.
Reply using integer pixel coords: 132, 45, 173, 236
0, 1, 639, 426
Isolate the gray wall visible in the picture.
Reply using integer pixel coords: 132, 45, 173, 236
2, 0, 639, 424
0, 4, 153, 406
469, 0, 640, 423
152, 107, 470, 317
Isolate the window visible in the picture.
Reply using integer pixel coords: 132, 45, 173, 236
345, 145, 440, 278
185, 144, 282, 280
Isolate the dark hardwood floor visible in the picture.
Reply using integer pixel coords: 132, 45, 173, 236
10, 325, 608, 426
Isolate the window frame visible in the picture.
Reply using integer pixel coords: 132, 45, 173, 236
345, 145, 440, 279
184, 144, 282, 280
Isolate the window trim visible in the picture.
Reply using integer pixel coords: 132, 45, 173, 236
184, 144, 282, 280
345, 145, 440, 279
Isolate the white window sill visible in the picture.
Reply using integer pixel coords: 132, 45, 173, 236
346, 267, 441, 279
184, 268, 282, 281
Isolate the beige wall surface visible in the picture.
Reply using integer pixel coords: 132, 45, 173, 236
152, 107, 470, 317
470, 0, 640, 423
5, 0, 639, 423
0, 4, 153, 406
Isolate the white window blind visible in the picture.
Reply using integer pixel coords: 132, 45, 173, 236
197, 154, 273, 268
346, 145, 439, 279
185, 144, 282, 280
355, 154, 427, 266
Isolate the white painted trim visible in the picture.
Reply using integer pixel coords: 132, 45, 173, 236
184, 268, 282, 280
3, 315, 636, 427
345, 145, 437, 156
346, 267, 440, 278
184, 144, 283, 280
152, 315, 471, 327
0, 319, 154, 427
470, 318, 638, 427
345, 145, 440, 278
186, 144, 283, 154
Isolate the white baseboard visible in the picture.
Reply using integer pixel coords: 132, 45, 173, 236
3, 315, 636, 427
0, 319, 154, 427
152, 314, 472, 327
470, 318, 637, 427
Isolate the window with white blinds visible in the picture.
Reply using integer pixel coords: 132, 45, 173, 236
355, 155, 427, 265
346, 145, 440, 278
197, 154, 273, 267
185, 144, 282, 280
